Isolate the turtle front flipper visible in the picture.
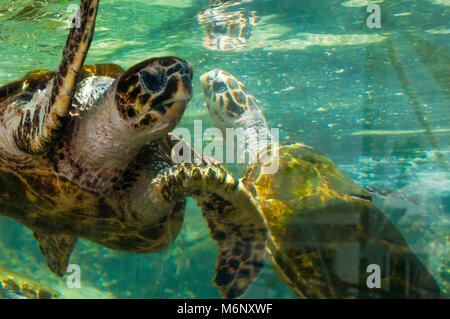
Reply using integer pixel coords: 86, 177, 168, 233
152, 163, 268, 299
14, 0, 99, 154
33, 232, 77, 276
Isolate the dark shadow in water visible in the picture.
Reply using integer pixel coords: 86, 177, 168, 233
405, 34, 450, 100
362, 43, 388, 157
385, 38, 448, 171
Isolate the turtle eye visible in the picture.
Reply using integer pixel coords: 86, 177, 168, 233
140, 70, 167, 94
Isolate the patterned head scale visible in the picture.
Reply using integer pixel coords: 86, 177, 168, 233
200, 69, 257, 124
115, 57, 193, 132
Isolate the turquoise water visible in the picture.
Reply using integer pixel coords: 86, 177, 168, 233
0, 0, 448, 298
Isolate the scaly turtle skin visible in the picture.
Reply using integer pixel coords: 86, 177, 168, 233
200, 69, 443, 298
198, 0, 259, 51
0, 1, 268, 299
0, 266, 60, 299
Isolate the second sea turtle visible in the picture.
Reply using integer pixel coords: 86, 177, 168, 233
200, 69, 442, 298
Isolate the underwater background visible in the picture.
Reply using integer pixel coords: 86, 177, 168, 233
0, 0, 448, 298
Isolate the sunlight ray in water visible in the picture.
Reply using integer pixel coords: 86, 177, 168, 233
351, 128, 450, 136
342, 0, 385, 8
428, 0, 450, 6
248, 31, 387, 51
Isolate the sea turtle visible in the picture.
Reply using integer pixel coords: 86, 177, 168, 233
198, 0, 259, 51
200, 69, 443, 298
0, 265, 60, 299
0, 0, 268, 299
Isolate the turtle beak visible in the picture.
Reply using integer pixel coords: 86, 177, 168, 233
164, 99, 189, 119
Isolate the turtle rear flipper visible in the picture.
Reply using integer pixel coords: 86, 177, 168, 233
152, 163, 268, 299
33, 232, 77, 276
12, 0, 99, 154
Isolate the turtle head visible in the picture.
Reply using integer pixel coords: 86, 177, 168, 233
201, 69, 279, 174
200, 69, 252, 127
115, 57, 193, 137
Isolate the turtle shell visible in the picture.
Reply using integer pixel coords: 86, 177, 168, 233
0, 266, 60, 299
0, 63, 125, 104
255, 143, 442, 298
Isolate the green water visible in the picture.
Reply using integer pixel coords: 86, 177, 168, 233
0, 0, 448, 298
